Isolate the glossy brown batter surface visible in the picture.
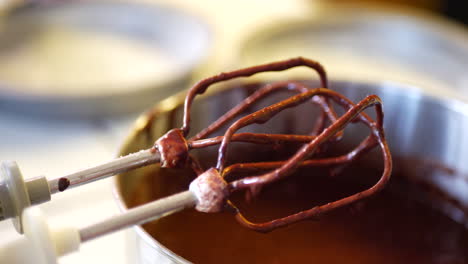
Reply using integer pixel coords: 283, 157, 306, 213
129, 155, 468, 264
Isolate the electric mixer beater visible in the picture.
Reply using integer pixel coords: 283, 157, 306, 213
0, 58, 392, 263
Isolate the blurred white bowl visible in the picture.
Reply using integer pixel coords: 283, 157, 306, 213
0, 1, 212, 117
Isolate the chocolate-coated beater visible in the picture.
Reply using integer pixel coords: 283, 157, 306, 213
0, 57, 340, 233
79, 57, 392, 241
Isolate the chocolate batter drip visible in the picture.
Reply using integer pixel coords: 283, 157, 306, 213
57, 177, 70, 192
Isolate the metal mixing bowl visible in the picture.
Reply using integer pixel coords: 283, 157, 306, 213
114, 80, 468, 263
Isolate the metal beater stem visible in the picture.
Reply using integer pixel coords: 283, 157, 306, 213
79, 190, 197, 242
48, 149, 160, 194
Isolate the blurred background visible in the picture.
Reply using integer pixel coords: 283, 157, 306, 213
332, 0, 466, 23
0, 0, 467, 263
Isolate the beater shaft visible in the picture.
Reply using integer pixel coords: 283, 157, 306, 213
79, 190, 196, 242
48, 149, 160, 194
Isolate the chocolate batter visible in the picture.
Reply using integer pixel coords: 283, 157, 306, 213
128, 152, 468, 264
57, 177, 70, 192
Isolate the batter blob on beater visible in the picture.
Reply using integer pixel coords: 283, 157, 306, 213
150, 57, 392, 232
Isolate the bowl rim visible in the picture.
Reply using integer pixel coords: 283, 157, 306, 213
112, 78, 468, 263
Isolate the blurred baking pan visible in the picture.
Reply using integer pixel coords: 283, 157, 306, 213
240, 5, 468, 99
